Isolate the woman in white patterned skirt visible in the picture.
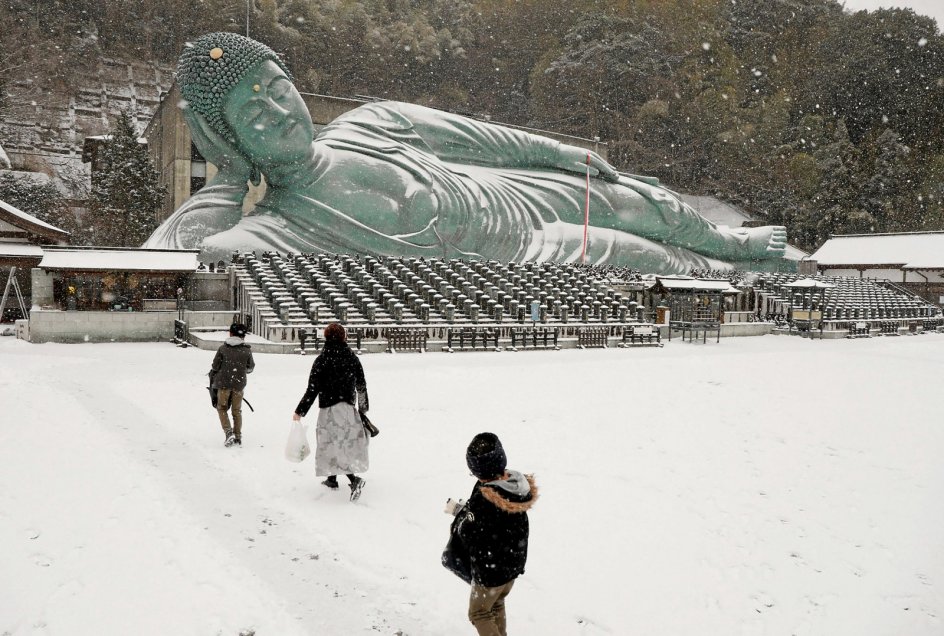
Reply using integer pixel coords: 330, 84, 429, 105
292, 322, 369, 502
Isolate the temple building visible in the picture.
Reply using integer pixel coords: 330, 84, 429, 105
810, 231, 944, 306
0, 195, 70, 320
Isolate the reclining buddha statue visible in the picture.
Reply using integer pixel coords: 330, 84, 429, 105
144, 32, 789, 274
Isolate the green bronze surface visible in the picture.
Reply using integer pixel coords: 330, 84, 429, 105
145, 32, 791, 274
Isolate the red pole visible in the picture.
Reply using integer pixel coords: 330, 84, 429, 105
582, 152, 591, 264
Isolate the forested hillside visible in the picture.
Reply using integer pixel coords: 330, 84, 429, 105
1, 0, 942, 251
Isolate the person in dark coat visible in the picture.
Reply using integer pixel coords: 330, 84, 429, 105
209, 322, 255, 447
292, 322, 369, 501
458, 432, 538, 636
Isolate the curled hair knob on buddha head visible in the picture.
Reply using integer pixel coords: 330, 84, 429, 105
177, 32, 292, 143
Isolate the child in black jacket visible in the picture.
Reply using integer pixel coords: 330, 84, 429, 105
456, 432, 538, 636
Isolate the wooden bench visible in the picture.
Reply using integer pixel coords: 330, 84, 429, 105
577, 326, 609, 349
445, 327, 500, 352
669, 320, 721, 343
878, 321, 898, 336
922, 318, 942, 332
846, 321, 871, 338
386, 328, 428, 352
619, 324, 661, 347
296, 328, 321, 353
509, 327, 559, 351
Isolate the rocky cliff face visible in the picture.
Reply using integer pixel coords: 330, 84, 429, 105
0, 57, 173, 199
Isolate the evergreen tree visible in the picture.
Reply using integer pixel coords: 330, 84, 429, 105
532, 11, 674, 139
860, 128, 914, 232
917, 154, 944, 230
84, 111, 164, 247
811, 120, 871, 243
0, 172, 78, 237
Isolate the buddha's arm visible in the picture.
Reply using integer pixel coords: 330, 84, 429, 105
389, 102, 559, 166
143, 106, 254, 251
335, 101, 616, 176
142, 180, 247, 250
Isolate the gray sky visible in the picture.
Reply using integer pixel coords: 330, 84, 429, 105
842, 0, 944, 31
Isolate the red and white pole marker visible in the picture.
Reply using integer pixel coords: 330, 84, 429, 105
581, 151, 591, 264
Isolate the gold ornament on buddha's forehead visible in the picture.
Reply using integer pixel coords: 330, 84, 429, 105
176, 32, 292, 141
253, 84, 261, 92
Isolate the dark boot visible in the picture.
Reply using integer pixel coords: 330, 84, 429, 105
322, 476, 339, 490
349, 476, 366, 502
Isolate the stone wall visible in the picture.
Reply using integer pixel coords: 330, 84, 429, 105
191, 271, 232, 305
0, 57, 174, 199
26, 309, 177, 343
23, 307, 245, 345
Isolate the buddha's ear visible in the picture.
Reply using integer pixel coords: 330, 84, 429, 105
249, 165, 262, 187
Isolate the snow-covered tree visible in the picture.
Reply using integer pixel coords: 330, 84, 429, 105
84, 112, 164, 248
812, 120, 871, 240
860, 128, 913, 232
0, 172, 78, 237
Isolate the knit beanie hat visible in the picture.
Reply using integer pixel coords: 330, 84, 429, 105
229, 322, 248, 338
466, 432, 507, 480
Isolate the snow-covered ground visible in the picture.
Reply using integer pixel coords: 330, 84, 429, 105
1, 334, 943, 635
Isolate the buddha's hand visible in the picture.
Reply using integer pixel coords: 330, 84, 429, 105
554, 144, 620, 182
183, 106, 254, 186
758, 225, 788, 258
732, 225, 788, 260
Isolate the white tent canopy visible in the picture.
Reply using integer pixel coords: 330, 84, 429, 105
783, 278, 835, 289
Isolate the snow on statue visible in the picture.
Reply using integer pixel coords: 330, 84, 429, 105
144, 32, 790, 274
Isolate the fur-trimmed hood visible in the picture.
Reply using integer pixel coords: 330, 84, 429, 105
480, 470, 538, 514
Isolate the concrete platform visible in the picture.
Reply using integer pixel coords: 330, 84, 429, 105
188, 322, 774, 354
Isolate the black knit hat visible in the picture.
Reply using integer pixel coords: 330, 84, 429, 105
466, 432, 507, 480
229, 322, 248, 338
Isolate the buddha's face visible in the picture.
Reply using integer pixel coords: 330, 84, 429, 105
223, 59, 314, 165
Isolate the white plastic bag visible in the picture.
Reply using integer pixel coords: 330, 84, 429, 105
285, 419, 311, 463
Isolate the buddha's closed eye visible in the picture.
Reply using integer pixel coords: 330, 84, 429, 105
247, 107, 265, 126
270, 79, 291, 100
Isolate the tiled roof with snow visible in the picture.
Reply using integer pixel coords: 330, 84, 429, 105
84, 135, 148, 144
653, 276, 741, 293
810, 232, 944, 269
0, 198, 70, 237
0, 242, 45, 258
38, 247, 200, 272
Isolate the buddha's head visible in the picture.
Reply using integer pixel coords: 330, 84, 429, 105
177, 32, 314, 166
